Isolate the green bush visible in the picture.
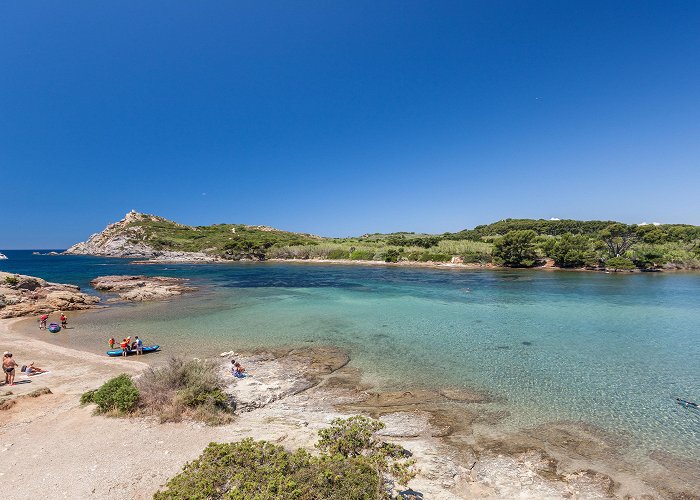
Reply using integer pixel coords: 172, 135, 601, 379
177, 386, 229, 409
350, 250, 376, 260
541, 233, 595, 268
417, 252, 451, 262
492, 230, 539, 267
4, 276, 19, 286
383, 249, 400, 263
156, 417, 416, 499
604, 257, 636, 271
82, 374, 139, 415
327, 249, 349, 260
80, 389, 97, 405
155, 439, 378, 499
460, 251, 492, 263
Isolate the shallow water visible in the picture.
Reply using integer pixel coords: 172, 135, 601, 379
2, 251, 700, 461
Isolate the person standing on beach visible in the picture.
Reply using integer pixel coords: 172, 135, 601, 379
39, 314, 48, 329
60, 313, 67, 329
3, 353, 18, 386
120, 339, 128, 357
109, 337, 115, 349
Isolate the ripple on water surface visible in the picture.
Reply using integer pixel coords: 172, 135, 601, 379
3, 253, 699, 463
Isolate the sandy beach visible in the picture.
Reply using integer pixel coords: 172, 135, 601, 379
3, 312, 698, 499
0, 318, 464, 499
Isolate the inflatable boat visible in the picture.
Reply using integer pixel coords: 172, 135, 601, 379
48, 323, 61, 333
106, 345, 160, 357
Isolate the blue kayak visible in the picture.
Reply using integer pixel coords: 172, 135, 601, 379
106, 345, 160, 357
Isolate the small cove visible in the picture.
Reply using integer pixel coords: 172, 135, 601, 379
3, 251, 700, 467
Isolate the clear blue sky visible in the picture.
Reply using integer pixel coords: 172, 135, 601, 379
1, 1, 699, 248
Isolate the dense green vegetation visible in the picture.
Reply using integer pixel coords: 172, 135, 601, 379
80, 374, 139, 415
121, 215, 700, 270
155, 416, 416, 499
81, 359, 235, 424
128, 218, 320, 260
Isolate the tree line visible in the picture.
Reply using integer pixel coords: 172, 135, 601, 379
492, 223, 700, 270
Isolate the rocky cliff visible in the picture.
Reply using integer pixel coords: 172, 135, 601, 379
64, 210, 195, 259
64, 210, 319, 261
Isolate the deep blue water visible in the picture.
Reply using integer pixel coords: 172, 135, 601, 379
2, 250, 699, 460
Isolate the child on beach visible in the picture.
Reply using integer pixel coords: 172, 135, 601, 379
109, 337, 115, 349
60, 313, 67, 328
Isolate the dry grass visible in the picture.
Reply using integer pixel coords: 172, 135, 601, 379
135, 357, 234, 425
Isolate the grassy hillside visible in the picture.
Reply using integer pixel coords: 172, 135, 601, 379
124, 218, 320, 259
105, 214, 700, 270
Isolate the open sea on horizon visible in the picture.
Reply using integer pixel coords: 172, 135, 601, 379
2, 250, 699, 462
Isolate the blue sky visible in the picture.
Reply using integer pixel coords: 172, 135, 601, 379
1, 1, 699, 248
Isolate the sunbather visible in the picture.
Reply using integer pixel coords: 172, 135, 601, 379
22, 362, 47, 375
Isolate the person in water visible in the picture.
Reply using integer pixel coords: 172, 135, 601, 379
109, 337, 115, 349
3, 352, 18, 386
60, 313, 67, 328
120, 339, 128, 357
135, 336, 143, 355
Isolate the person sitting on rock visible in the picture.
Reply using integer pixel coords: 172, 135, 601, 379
231, 360, 246, 378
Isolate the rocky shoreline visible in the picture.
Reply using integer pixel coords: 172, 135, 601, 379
2, 272, 698, 497
90, 275, 197, 302
0, 272, 196, 319
0, 271, 100, 319
2, 316, 696, 498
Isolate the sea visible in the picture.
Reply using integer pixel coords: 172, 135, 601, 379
1, 250, 699, 463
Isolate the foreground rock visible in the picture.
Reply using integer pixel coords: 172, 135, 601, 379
0, 271, 100, 319
90, 275, 196, 301
219, 348, 672, 499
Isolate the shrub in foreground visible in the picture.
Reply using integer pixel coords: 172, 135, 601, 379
80, 374, 139, 415
154, 439, 378, 499
156, 416, 416, 499
81, 358, 234, 424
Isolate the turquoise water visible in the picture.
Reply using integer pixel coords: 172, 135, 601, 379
2, 251, 699, 459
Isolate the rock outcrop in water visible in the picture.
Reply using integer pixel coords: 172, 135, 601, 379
0, 271, 100, 318
91, 275, 196, 301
